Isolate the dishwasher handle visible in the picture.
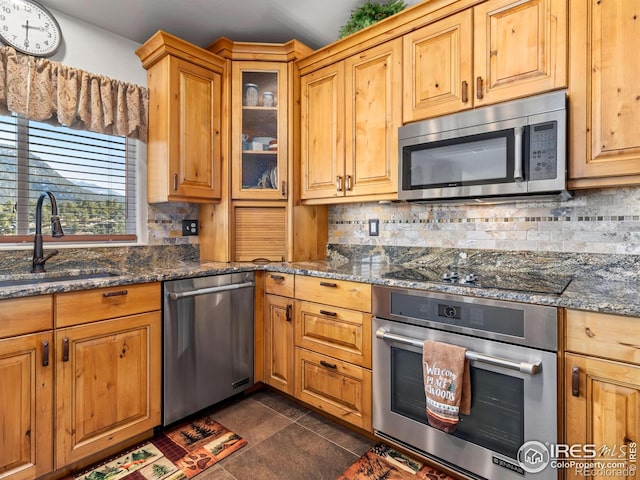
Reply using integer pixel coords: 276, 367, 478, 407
167, 281, 255, 300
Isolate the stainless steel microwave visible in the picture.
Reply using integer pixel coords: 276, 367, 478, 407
398, 90, 570, 203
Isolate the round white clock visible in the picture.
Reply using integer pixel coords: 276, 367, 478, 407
0, 0, 62, 57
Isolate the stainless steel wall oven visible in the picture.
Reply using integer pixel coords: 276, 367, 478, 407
373, 285, 559, 480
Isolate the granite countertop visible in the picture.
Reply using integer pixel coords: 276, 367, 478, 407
1, 256, 639, 318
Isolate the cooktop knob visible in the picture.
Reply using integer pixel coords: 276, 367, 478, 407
442, 271, 459, 281
462, 273, 478, 284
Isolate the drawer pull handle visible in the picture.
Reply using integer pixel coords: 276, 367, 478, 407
62, 337, 69, 362
42, 340, 49, 367
173, 173, 178, 191
320, 360, 337, 370
461, 80, 468, 103
345, 175, 352, 191
319, 309, 337, 317
103, 290, 128, 298
281, 180, 286, 196
336, 176, 343, 192
270, 275, 285, 282
476, 76, 483, 99
286, 304, 292, 323
319, 282, 337, 288
571, 366, 580, 397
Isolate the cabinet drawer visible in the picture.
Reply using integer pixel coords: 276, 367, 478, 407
55, 282, 161, 327
265, 272, 294, 297
566, 309, 640, 365
294, 347, 372, 431
295, 301, 371, 368
0, 295, 53, 338
295, 276, 371, 312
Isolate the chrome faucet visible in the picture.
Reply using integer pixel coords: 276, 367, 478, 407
32, 191, 64, 273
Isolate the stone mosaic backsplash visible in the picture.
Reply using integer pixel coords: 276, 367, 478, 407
147, 202, 199, 246
328, 186, 640, 255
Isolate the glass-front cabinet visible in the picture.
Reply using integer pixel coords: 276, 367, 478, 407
232, 62, 287, 199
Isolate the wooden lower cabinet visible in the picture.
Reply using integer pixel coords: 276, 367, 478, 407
54, 311, 161, 469
263, 293, 295, 395
0, 331, 53, 480
294, 348, 372, 431
564, 354, 640, 480
564, 309, 640, 480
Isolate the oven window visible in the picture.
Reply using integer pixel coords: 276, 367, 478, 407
390, 347, 524, 459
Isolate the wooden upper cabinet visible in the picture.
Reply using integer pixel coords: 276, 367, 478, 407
300, 62, 345, 200
473, 0, 567, 106
136, 31, 224, 203
403, 9, 473, 122
568, 0, 640, 188
345, 39, 402, 198
231, 62, 288, 200
404, 0, 567, 122
301, 39, 401, 202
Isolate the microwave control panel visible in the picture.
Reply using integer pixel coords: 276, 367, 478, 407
528, 121, 558, 180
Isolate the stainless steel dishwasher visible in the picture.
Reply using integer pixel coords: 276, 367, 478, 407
162, 272, 254, 426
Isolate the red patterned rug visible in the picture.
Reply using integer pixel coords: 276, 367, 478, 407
338, 444, 458, 480
69, 415, 246, 480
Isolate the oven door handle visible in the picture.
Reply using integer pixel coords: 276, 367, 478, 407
375, 328, 542, 375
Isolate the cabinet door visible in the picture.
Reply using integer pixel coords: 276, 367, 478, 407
0, 332, 53, 480
264, 294, 294, 395
55, 312, 161, 469
232, 62, 288, 199
300, 63, 345, 200
568, 0, 640, 186
403, 10, 473, 122
168, 56, 222, 202
565, 353, 640, 479
473, 0, 567, 106
345, 39, 402, 198
233, 203, 287, 262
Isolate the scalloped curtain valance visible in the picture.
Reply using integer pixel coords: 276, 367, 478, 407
0, 46, 148, 142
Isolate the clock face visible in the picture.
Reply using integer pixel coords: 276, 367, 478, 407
0, 0, 61, 56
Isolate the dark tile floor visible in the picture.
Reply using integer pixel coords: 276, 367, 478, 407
196, 388, 376, 480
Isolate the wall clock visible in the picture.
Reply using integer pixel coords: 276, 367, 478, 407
0, 0, 62, 56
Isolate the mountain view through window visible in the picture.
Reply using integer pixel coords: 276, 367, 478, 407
0, 114, 137, 241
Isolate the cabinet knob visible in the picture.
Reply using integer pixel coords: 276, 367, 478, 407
41, 340, 49, 367
62, 337, 70, 362
345, 175, 352, 191
476, 76, 483, 100
571, 366, 580, 397
461, 80, 469, 103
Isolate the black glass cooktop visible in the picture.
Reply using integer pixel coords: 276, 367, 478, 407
383, 266, 572, 295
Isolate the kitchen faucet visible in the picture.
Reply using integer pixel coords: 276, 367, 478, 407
32, 191, 64, 273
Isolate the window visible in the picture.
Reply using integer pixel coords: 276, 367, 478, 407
0, 113, 137, 242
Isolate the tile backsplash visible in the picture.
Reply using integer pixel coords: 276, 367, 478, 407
147, 202, 199, 245
329, 187, 640, 255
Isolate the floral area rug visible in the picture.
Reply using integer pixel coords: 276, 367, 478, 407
337, 444, 458, 480
69, 415, 246, 480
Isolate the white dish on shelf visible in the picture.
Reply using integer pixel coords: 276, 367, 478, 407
252, 136, 275, 146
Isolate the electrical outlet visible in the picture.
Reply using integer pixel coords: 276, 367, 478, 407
182, 219, 198, 236
368, 219, 379, 236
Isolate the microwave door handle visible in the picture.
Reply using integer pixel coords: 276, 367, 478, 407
514, 126, 525, 182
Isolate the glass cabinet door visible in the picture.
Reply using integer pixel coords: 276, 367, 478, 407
232, 62, 287, 199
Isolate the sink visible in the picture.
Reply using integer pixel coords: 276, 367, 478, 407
0, 270, 121, 288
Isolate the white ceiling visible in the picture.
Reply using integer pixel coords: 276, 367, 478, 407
43, 0, 419, 51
